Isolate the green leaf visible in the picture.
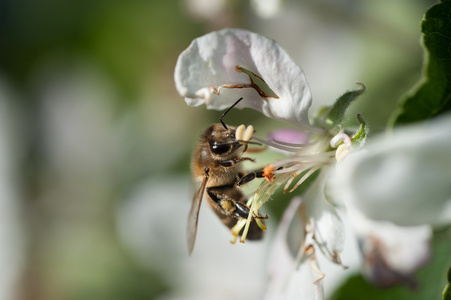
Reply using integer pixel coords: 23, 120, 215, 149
444, 266, 451, 300
391, 0, 451, 126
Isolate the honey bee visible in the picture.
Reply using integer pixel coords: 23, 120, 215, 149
187, 97, 268, 254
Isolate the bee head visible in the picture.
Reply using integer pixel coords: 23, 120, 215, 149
207, 123, 241, 157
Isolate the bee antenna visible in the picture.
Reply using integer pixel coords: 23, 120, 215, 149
219, 97, 244, 131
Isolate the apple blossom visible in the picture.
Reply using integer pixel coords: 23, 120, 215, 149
175, 27, 367, 299
174, 28, 437, 298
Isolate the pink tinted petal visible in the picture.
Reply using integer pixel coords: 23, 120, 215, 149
267, 128, 309, 144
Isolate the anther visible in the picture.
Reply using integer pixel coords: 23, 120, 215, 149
243, 125, 254, 142
236, 124, 245, 141
330, 133, 352, 162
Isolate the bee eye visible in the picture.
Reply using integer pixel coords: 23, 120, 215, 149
210, 142, 232, 155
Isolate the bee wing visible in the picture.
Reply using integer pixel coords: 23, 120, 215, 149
187, 175, 208, 255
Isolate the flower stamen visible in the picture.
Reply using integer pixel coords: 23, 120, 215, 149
230, 219, 246, 244
330, 133, 352, 162
284, 166, 321, 193
205, 64, 280, 105
241, 194, 258, 243
235, 65, 279, 99
253, 136, 322, 153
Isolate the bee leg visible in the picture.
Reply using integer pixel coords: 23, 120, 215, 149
236, 171, 264, 186
220, 157, 255, 167
206, 185, 239, 216
206, 185, 268, 220
234, 202, 269, 220
237, 165, 284, 186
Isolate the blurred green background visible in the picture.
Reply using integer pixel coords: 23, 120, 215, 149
0, 0, 438, 299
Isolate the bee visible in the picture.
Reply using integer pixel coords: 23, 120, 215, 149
187, 97, 268, 255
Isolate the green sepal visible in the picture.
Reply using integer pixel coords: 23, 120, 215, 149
321, 83, 366, 131
351, 114, 369, 147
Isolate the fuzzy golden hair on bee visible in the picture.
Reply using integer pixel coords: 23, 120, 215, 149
186, 97, 267, 255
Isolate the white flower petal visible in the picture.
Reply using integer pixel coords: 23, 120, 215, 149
175, 28, 312, 126
285, 251, 324, 300
266, 198, 324, 300
306, 170, 345, 265
348, 207, 431, 287
333, 114, 451, 228
268, 250, 324, 300
266, 197, 302, 299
